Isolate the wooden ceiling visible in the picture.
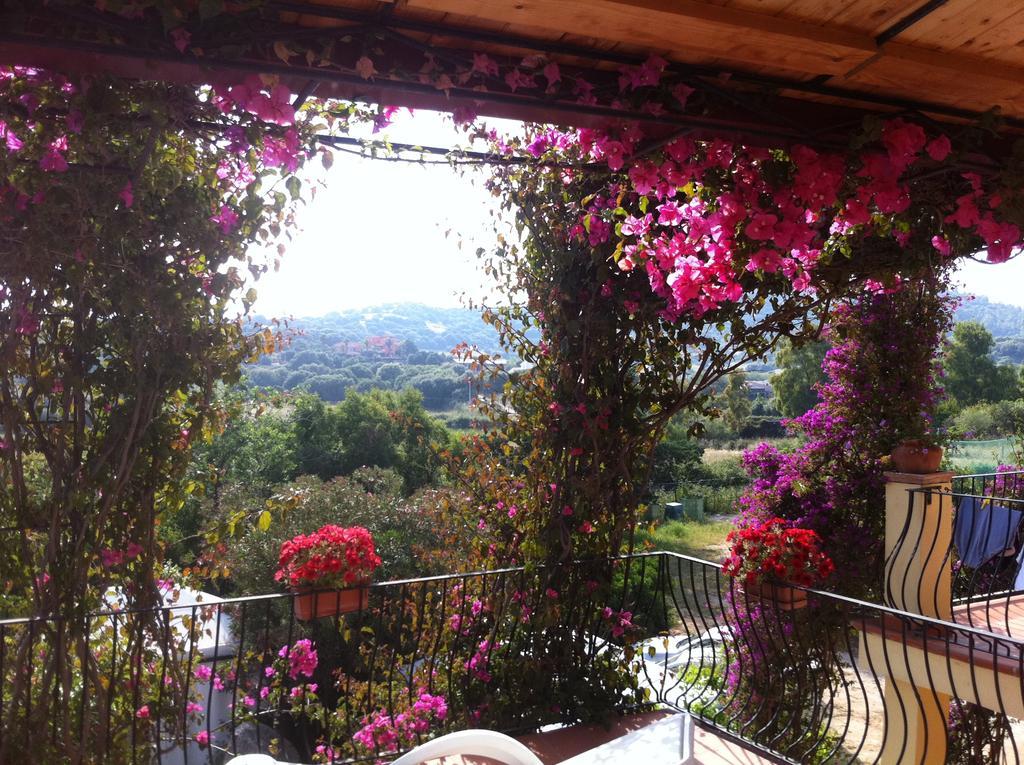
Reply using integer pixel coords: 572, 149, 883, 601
281, 0, 1024, 120
2, 0, 1023, 147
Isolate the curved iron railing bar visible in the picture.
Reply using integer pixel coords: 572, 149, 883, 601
734, 586, 779, 744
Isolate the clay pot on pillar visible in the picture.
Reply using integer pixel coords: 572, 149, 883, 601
890, 440, 943, 474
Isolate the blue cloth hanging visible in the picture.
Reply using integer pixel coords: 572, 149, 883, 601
954, 496, 1023, 568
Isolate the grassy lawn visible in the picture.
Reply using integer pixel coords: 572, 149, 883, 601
637, 516, 735, 562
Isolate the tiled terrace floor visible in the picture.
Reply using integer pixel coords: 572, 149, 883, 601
953, 592, 1024, 639
425, 711, 772, 764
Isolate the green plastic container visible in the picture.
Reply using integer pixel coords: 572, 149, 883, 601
643, 504, 665, 522
680, 497, 705, 522
664, 502, 683, 521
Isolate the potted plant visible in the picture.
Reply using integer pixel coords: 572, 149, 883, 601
889, 434, 944, 474
722, 518, 834, 610
275, 525, 382, 620
887, 397, 946, 472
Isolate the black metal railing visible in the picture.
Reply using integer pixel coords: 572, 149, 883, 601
3, 552, 1024, 764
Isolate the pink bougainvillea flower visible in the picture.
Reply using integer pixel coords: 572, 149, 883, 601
39, 149, 68, 173
673, 83, 695, 109
542, 61, 561, 89
657, 201, 683, 226
745, 213, 778, 241
135, 705, 150, 719
452, 106, 477, 126
628, 161, 659, 196
195, 731, 209, 748
355, 56, 376, 80
471, 53, 499, 78
170, 27, 191, 53
620, 213, 652, 237
373, 105, 400, 133
931, 235, 951, 256
119, 181, 133, 207
0, 121, 23, 152
281, 639, 318, 679
504, 69, 537, 92
925, 134, 952, 162
18, 91, 39, 116
881, 118, 926, 169
211, 204, 239, 234
100, 549, 124, 568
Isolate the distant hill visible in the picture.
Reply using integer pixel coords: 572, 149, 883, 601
245, 304, 510, 408
953, 295, 1024, 365
955, 295, 1024, 339
254, 303, 505, 354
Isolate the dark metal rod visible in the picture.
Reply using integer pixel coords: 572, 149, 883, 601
876, 0, 952, 46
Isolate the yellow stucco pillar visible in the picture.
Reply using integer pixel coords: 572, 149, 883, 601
880, 470, 955, 765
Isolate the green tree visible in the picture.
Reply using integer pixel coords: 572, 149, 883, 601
722, 372, 752, 433
771, 339, 828, 417
651, 417, 704, 485
335, 388, 450, 492
293, 393, 346, 479
945, 321, 1020, 406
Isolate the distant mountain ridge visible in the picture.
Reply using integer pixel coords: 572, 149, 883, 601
953, 295, 1024, 365
955, 295, 1024, 338
253, 303, 505, 354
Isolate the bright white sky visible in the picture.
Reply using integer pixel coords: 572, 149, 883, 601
252, 110, 1024, 317
252, 111, 503, 316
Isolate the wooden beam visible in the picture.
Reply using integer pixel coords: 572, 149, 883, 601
845, 43, 1024, 117
404, 0, 880, 76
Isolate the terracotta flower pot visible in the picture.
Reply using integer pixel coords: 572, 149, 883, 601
890, 440, 943, 474
293, 586, 369, 621
744, 582, 808, 611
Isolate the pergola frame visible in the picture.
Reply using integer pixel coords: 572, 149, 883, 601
1, 1, 1021, 162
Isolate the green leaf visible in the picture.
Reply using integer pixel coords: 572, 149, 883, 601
285, 176, 302, 201
257, 510, 271, 532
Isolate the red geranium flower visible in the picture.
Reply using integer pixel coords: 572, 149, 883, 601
722, 517, 834, 588
274, 525, 381, 590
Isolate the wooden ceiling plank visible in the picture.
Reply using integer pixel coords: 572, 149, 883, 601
951, 6, 1024, 64
890, 0, 1023, 51
403, 0, 880, 76
823, 0, 934, 36
846, 49, 1024, 117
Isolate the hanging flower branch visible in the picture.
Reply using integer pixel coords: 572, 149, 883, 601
0, 60, 389, 762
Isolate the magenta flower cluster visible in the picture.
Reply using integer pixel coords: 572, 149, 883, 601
279, 639, 318, 680
352, 692, 448, 757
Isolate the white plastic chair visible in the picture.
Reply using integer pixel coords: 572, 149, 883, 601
389, 729, 545, 765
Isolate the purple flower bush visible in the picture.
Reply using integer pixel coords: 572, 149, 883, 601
717, 281, 953, 754
737, 281, 953, 598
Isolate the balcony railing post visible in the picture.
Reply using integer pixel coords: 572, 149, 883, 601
883, 471, 955, 620
880, 470, 955, 765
